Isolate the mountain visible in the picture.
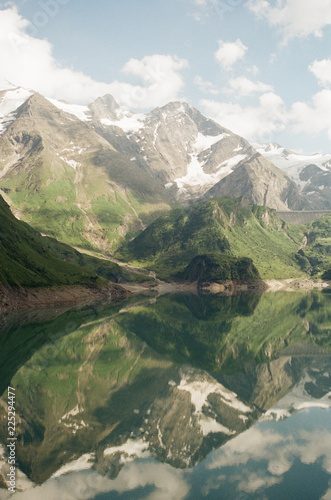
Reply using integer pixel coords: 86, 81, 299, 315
0, 85, 314, 257
0, 193, 137, 313
94, 99, 306, 210
0, 89, 175, 253
0, 193, 106, 288
117, 196, 309, 280
253, 142, 331, 209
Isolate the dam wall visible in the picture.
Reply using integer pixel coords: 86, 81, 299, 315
275, 211, 331, 225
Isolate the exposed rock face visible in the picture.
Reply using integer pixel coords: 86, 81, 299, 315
96, 99, 305, 208
203, 155, 308, 210
254, 142, 331, 209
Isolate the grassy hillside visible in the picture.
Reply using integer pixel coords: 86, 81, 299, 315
182, 253, 260, 282
0, 195, 109, 288
117, 291, 331, 373
295, 213, 331, 278
117, 197, 307, 280
0, 95, 174, 253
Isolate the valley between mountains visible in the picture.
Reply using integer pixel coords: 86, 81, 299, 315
0, 82, 331, 304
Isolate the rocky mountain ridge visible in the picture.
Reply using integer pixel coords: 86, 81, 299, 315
254, 142, 331, 209
0, 84, 320, 253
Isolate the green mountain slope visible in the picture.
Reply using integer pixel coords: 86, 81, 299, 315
0, 94, 175, 253
117, 197, 307, 279
0, 194, 110, 288
296, 213, 331, 277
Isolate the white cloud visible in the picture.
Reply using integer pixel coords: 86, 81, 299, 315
224, 76, 274, 97
290, 89, 331, 139
215, 39, 247, 71
309, 59, 331, 87
208, 427, 286, 469
206, 422, 331, 496
248, 65, 260, 75
119, 54, 189, 108
194, 75, 219, 94
201, 91, 288, 141
0, 7, 188, 108
201, 63, 331, 142
5, 462, 190, 500
246, 0, 331, 42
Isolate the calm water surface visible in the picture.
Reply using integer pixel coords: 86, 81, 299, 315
0, 291, 330, 499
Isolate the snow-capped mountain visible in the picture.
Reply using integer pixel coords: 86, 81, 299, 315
0, 83, 324, 252
93, 98, 305, 209
253, 142, 331, 209
0, 88, 174, 252
0, 85, 33, 135
261, 355, 331, 422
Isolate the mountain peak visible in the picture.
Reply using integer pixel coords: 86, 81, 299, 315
156, 101, 191, 115
0, 79, 17, 92
88, 93, 122, 122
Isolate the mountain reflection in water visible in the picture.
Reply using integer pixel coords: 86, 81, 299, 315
0, 291, 330, 499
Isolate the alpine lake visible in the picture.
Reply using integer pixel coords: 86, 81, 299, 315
0, 288, 330, 500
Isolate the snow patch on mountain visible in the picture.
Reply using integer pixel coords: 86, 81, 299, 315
178, 368, 251, 414
0, 87, 33, 135
0, 114, 16, 135
261, 368, 331, 422
174, 155, 218, 190
174, 152, 246, 192
47, 98, 91, 122
218, 154, 247, 174
0, 87, 33, 116
199, 415, 234, 437
253, 142, 331, 191
193, 132, 228, 154
177, 367, 251, 438
100, 111, 146, 134
51, 453, 95, 478
103, 438, 150, 463
60, 157, 81, 170
0, 79, 16, 92
59, 405, 81, 422
153, 122, 161, 148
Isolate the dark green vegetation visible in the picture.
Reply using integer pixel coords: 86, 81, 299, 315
296, 213, 331, 277
0, 195, 107, 287
0, 300, 173, 482
117, 291, 331, 372
118, 197, 308, 279
0, 193, 149, 289
183, 253, 260, 282
42, 236, 150, 283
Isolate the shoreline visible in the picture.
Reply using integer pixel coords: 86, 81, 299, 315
121, 278, 331, 296
0, 284, 131, 312
0, 278, 329, 311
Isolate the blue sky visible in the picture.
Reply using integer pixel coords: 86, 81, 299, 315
1, 0, 331, 153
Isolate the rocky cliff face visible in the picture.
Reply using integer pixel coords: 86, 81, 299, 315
94, 99, 306, 208
254, 142, 331, 209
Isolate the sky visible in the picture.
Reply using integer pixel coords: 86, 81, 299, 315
0, 0, 331, 153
